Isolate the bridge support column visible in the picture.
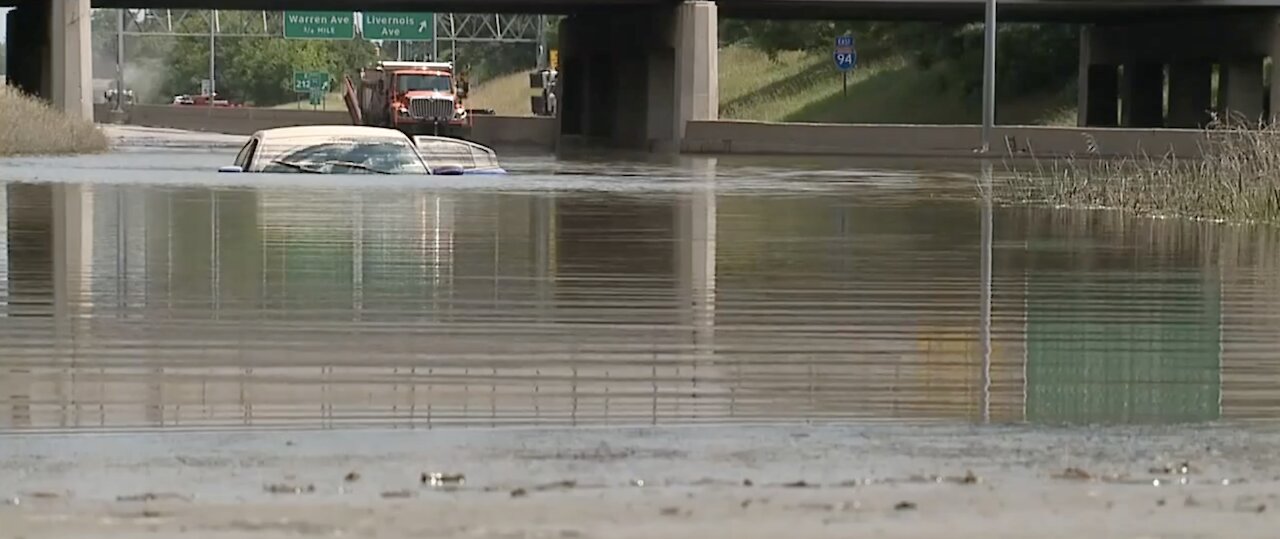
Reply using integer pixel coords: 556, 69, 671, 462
673, 1, 718, 150
4, 0, 91, 120
1218, 58, 1264, 124
1079, 66, 1119, 127
555, 1, 717, 152
1167, 61, 1212, 128
50, 0, 93, 120
1076, 27, 1118, 127
5, 1, 51, 98
1121, 62, 1164, 128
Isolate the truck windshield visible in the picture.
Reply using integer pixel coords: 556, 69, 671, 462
397, 74, 451, 93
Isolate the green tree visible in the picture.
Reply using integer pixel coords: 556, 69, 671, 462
160, 10, 376, 106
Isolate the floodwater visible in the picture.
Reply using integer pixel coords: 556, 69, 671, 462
2, 136, 1280, 433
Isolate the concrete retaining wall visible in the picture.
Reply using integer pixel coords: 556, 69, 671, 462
95, 104, 557, 149
469, 115, 556, 148
93, 106, 1220, 159
682, 120, 1212, 159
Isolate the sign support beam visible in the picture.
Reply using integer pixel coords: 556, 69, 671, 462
981, 0, 997, 152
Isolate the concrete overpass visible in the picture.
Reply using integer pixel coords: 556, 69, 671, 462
7, 0, 1280, 151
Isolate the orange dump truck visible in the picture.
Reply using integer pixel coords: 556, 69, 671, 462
344, 60, 472, 139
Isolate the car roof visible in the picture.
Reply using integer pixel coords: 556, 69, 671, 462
252, 125, 412, 142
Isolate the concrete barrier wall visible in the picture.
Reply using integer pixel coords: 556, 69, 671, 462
682, 120, 1212, 159
94, 106, 1216, 158
95, 104, 557, 149
469, 115, 556, 148
98, 104, 350, 135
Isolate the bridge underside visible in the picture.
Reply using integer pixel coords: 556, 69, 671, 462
8, 0, 1280, 148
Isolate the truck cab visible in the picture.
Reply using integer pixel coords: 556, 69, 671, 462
347, 61, 473, 139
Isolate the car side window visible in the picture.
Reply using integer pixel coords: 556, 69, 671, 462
234, 138, 258, 168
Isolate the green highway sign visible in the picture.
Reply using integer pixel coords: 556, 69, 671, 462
293, 71, 330, 93
362, 12, 434, 41
284, 11, 354, 39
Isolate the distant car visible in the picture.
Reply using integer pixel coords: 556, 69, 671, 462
172, 94, 195, 105
412, 135, 507, 174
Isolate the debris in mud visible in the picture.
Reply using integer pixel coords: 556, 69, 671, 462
782, 480, 814, 488
743, 479, 754, 487
344, 472, 361, 483
510, 488, 528, 498
660, 507, 685, 517
117, 509, 166, 519
797, 502, 836, 511
1156, 498, 1167, 507
380, 490, 414, 499
1185, 496, 1202, 507
1052, 468, 1093, 481
22, 491, 62, 499
264, 483, 315, 495
894, 501, 917, 511
944, 471, 980, 485
691, 478, 738, 487
630, 479, 645, 487
532, 480, 577, 492
422, 473, 466, 488
225, 519, 336, 535
1149, 461, 1198, 475
117, 492, 191, 503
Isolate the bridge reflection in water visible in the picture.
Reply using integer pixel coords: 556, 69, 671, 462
2, 174, 1277, 431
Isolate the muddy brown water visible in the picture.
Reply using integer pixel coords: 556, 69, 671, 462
2, 144, 1279, 432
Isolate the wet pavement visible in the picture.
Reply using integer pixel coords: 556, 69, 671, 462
0, 127, 1278, 433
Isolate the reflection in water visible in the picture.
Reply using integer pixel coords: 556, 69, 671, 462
0, 161, 1275, 431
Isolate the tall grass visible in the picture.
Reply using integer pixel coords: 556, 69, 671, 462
0, 86, 108, 156
1001, 115, 1280, 224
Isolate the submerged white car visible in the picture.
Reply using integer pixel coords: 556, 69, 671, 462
219, 125, 504, 175
413, 135, 506, 174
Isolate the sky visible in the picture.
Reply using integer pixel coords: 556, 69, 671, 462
0, 8, 9, 43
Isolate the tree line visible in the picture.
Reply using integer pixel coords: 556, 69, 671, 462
91, 10, 543, 106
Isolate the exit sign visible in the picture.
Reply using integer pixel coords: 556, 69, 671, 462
284, 11, 355, 39
362, 12, 434, 41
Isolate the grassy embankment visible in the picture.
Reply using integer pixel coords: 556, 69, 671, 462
718, 46, 1075, 125
276, 45, 1080, 123
0, 86, 108, 156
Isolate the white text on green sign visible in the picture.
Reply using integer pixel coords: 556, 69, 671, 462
362, 12, 433, 40
283, 11, 355, 39
293, 72, 329, 92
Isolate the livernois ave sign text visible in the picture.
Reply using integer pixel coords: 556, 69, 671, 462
362, 12, 434, 40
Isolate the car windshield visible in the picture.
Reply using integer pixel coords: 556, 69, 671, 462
397, 74, 451, 93
256, 138, 429, 174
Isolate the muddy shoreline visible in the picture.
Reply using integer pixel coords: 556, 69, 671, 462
4, 423, 1280, 537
